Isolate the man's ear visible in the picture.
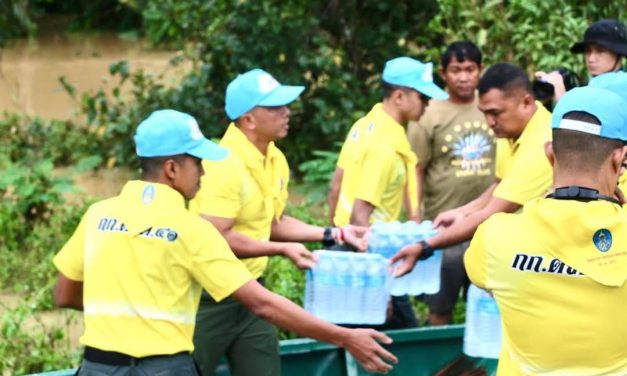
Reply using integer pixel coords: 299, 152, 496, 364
521, 91, 534, 108
544, 141, 555, 167
238, 112, 256, 131
392, 88, 406, 104
163, 158, 178, 180
611, 145, 627, 174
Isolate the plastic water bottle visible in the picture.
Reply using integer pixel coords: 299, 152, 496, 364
364, 256, 390, 324
345, 256, 367, 323
463, 284, 503, 359
333, 253, 351, 322
305, 253, 335, 321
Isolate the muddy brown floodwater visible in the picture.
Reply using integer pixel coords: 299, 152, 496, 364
0, 18, 188, 120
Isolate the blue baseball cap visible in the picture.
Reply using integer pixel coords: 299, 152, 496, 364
589, 71, 627, 103
134, 109, 228, 160
382, 57, 448, 100
225, 69, 305, 120
551, 86, 627, 141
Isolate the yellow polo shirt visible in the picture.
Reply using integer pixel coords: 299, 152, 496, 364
493, 103, 552, 205
465, 198, 627, 375
190, 124, 290, 279
53, 181, 252, 357
334, 103, 417, 226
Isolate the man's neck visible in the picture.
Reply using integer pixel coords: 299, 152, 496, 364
381, 101, 406, 126
553, 171, 616, 197
511, 102, 539, 141
447, 92, 475, 105
240, 128, 270, 155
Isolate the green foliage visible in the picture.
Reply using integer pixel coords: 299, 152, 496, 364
116, 0, 441, 168
0, 303, 81, 374
0, 0, 36, 47
0, 159, 76, 251
297, 148, 340, 204
0, 113, 99, 167
429, 0, 626, 77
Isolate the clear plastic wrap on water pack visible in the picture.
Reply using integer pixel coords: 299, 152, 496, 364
367, 220, 442, 296
463, 284, 503, 359
304, 250, 391, 324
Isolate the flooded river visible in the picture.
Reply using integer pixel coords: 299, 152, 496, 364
0, 19, 188, 120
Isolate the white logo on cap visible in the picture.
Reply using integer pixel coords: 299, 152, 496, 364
258, 73, 280, 93
422, 63, 433, 83
188, 119, 203, 140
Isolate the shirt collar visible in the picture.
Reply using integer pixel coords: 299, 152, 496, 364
120, 180, 186, 209
512, 101, 550, 149
221, 123, 281, 166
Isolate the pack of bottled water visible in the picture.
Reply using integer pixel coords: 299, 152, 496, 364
367, 220, 442, 296
463, 284, 503, 359
304, 250, 391, 324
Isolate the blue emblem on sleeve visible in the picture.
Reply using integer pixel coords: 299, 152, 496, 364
142, 184, 156, 205
593, 229, 612, 252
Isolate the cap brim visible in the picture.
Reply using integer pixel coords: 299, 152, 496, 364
415, 83, 449, 100
258, 85, 305, 107
187, 139, 229, 161
571, 39, 627, 55
570, 41, 586, 53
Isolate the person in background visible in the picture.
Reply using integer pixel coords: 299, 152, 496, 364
407, 41, 495, 326
535, 18, 626, 103
329, 56, 448, 329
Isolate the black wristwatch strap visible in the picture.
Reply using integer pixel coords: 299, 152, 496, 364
322, 227, 336, 247
418, 239, 435, 260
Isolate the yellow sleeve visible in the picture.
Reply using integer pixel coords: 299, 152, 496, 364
191, 157, 243, 218
53, 209, 90, 281
189, 220, 253, 302
353, 147, 396, 208
464, 221, 490, 290
493, 140, 552, 205
407, 118, 433, 167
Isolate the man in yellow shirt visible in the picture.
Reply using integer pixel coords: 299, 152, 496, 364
329, 56, 448, 227
53, 109, 397, 375
190, 70, 369, 376
392, 63, 553, 276
328, 57, 447, 329
465, 86, 627, 375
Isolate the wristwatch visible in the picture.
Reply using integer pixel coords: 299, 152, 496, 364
417, 239, 435, 260
322, 227, 336, 248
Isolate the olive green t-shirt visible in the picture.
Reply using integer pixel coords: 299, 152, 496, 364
407, 96, 496, 220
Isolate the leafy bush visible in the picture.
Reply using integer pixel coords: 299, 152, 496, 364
0, 0, 36, 47
430, 0, 626, 78
0, 303, 81, 374
0, 159, 76, 249
297, 148, 340, 205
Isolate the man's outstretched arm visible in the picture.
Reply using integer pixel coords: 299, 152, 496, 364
232, 280, 397, 374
